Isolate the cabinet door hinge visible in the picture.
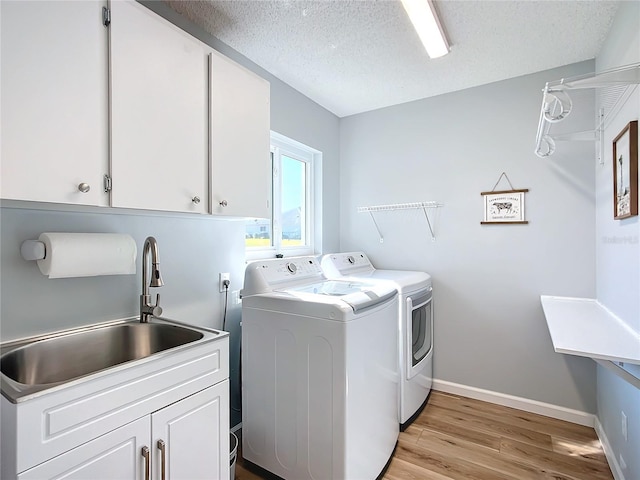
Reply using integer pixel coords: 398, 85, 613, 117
104, 174, 112, 193
102, 7, 111, 27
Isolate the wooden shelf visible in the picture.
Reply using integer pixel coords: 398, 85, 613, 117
540, 295, 640, 365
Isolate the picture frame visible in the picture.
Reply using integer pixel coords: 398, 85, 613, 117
480, 189, 529, 224
612, 120, 638, 220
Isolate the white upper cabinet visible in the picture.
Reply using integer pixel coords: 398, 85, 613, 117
0, 0, 109, 206
209, 50, 271, 218
1, 0, 270, 216
109, 0, 209, 214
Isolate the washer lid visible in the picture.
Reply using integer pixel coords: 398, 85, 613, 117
288, 280, 375, 296
284, 280, 396, 313
355, 269, 432, 292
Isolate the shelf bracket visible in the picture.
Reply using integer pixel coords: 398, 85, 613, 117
421, 206, 436, 241
368, 211, 384, 243
595, 359, 640, 390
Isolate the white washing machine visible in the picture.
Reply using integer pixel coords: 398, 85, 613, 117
240, 256, 399, 480
321, 252, 433, 429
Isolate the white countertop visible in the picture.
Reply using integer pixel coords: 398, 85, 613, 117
540, 295, 640, 365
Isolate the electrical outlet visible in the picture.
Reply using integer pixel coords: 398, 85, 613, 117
621, 411, 628, 441
219, 272, 230, 292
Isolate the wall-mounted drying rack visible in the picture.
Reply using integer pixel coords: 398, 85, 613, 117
357, 201, 443, 243
535, 62, 640, 160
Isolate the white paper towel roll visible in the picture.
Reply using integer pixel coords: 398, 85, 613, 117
37, 233, 137, 278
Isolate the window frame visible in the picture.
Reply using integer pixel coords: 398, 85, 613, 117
245, 131, 318, 260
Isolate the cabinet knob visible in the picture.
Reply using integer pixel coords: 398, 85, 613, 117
192, 196, 201, 204
219, 200, 228, 207
77, 183, 90, 193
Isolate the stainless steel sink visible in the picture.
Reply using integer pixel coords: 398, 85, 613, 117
1, 322, 203, 386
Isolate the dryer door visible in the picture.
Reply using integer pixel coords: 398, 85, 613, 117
406, 287, 433, 379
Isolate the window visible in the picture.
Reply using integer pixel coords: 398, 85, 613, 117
245, 132, 319, 258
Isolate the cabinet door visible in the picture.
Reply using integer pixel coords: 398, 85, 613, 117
18, 417, 150, 480
152, 381, 230, 480
109, 0, 209, 214
0, 0, 109, 206
210, 51, 271, 218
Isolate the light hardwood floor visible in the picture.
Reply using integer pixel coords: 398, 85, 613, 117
235, 391, 614, 480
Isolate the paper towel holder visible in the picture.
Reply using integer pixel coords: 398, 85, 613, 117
21, 240, 47, 261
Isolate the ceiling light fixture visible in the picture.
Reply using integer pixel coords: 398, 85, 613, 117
401, 0, 450, 59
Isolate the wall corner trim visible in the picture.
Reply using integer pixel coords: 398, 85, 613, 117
432, 379, 596, 427
595, 416, 626, 480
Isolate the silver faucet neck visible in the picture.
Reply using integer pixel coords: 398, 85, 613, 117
141, 236, 164, 322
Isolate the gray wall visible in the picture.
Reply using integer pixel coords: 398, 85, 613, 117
0, 1, 341, 428
594, 2, 640, 478
338, 62, 598, 413
0, 207, 245, 340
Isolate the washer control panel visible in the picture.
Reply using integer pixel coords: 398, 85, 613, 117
321, 252, 373, 276
286, 262, 298, 274
252, 256, 324, 286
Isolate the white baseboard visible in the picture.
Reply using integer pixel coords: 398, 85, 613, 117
595, 417, 625, 480
432, 379, 595, 427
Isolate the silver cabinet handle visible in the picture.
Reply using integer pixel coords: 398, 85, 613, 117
219, 200, 228, 207
141, 446, 150, 480
77, 183, 90, 193
192, 196, 201, 204
157, 440, 167, 480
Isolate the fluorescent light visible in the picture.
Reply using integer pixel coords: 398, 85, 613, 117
401, 0, 450, 59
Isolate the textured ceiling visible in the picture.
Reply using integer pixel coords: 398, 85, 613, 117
165, 0, 620, 118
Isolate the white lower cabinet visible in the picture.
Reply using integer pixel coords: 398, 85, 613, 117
151, 382, 229, 480
16, 383, 229, 480
2, 329, 230, 480
17, 416, 150, 480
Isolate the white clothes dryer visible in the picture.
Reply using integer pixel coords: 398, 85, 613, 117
241, 256, 399, 480
321, 252, 433, 429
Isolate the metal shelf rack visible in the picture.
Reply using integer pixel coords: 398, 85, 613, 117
535, 63, 640, 160
357, 201, 443, 242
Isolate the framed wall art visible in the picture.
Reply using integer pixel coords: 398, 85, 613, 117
612, 120, 638, 220
481, 189, 528, 224
480, 172, 529, 225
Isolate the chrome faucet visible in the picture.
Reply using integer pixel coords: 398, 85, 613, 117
140, 236, 164, 322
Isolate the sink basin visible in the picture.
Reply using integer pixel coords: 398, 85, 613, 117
1, 322, 203, 386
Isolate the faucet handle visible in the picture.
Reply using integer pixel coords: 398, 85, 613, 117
152, 294, 163, 317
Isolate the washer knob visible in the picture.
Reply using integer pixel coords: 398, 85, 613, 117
286, 262, 297, 274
